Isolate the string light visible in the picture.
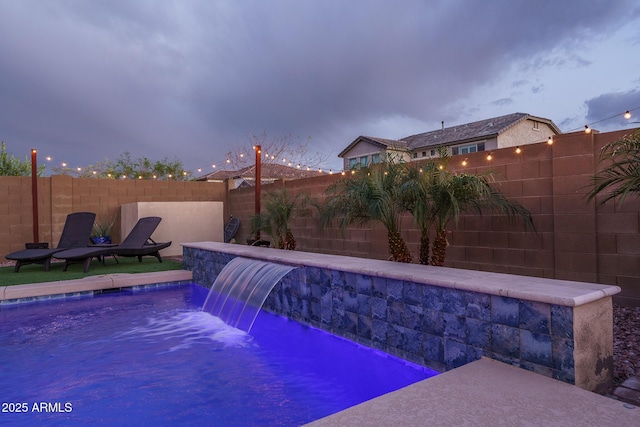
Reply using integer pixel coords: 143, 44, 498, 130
569, 106, 640, 133
461, 158, 468, 166
486, 153, 493, 161
515, 147, 521, 154
547, 137, 553, 145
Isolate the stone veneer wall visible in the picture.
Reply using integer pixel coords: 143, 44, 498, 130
183, 244, 620, 393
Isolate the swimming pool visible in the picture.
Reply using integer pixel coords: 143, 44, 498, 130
0, 284, 437, 426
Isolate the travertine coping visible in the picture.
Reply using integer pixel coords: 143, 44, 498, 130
0, 270, 192, 301
183, 242, 620, 307
305, 358, 639, 426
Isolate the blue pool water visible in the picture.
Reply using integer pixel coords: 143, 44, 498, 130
0, 284, 437, 426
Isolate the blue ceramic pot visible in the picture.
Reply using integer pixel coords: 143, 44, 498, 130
91, 236, 112, 244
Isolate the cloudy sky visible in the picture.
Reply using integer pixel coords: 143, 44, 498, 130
1, 0, 639, 173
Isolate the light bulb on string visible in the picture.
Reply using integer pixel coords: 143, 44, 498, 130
584, 125, 591, 134
625, 111, 631, 120
547, 137, 553, 145
515, 147, 521, 154
486, 153, 493, 161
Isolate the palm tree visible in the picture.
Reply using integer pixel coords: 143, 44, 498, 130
400, 161, 440, 264
249, 188, 308, 250
320, 160, 413, 263
425, 169, 535, 266
587, 129, 640, 205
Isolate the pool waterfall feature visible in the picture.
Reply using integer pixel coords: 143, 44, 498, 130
183, 242, 621, 394
202, 257, 297, 332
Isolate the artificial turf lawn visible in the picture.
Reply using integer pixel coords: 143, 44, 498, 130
0, 256, 184, 286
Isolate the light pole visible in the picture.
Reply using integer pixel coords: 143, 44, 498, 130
255, 145, 261, 241
31, 148, 39, 243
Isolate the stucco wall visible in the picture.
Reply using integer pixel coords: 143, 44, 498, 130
498, 119, 557, 148
121, 201, 224, 256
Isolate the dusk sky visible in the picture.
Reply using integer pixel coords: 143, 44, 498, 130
1, 0, 639, 173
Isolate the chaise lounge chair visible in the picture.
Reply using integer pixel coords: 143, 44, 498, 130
5, 211, 96, 272
53, 216, 171, 273
224, 216, 240, 243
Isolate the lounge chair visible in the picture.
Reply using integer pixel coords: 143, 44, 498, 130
224, 217, 240, 243
5, 211, 96, 272
53, 216, 171, 273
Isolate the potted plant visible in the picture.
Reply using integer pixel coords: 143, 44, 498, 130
91, 215, 117, 244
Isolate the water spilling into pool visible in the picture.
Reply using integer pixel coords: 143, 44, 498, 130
0, 284, 437, 426
202, 257, 297, 332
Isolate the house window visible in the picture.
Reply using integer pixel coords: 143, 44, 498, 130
533, 121, 539, 130
360, 156, 368, 167
413, 152, 418, 159
430, 149, 436, 156
454, 143, 485, 155
422, 151, 426, 157
348, 158, 358, 169
371, 153, 381, 164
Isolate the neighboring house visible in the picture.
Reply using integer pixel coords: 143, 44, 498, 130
196, 163, 323, 188
338, 112, 561, 170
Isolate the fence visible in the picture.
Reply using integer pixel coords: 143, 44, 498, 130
228, 129, 640, 306
0, 174, 227, 256
2, 128, 638, 305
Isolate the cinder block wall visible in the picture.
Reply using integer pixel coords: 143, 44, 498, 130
0, 176, 227, 257
228, 129, 640, 306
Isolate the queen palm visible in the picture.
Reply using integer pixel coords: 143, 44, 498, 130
587, 129, 640, 205
425, 169, 535, 266
249, 188, 308, 250
320, 159, 412, 263
400, 161, 440, 264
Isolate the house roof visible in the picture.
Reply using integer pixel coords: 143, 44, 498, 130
338, 136, 409, 158
400, 112, 561, 150
339, 113, 562, 157
195, 163, 323, 182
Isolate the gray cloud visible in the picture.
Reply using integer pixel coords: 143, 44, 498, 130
1, 0, 639, 171
585, 89, 640, 130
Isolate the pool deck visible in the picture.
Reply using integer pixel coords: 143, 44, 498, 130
2, 270, 639, 425
0, 270, 193, 301
307, 357, 639, 426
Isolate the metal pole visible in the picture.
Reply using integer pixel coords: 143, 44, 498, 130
31, 148, 39, 243
255, 145, 261, 241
